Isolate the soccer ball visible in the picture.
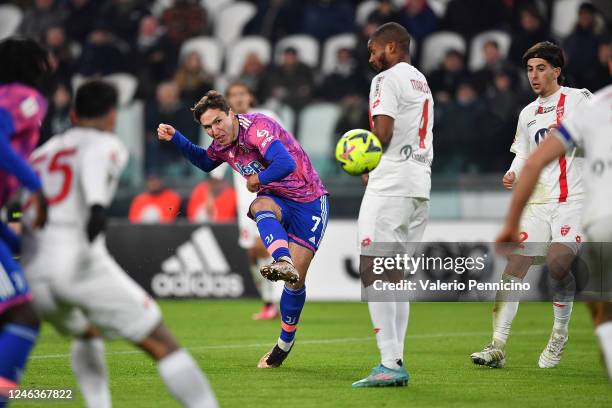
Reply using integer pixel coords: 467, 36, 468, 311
335, 129, 383, 176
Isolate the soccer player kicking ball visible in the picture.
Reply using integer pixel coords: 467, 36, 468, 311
496, 43, 612, 381
158, 90, 329, 368
353, 22, 434, 388
0, 37, 50, 407
471, 42, 592, 369
22, 81, 218, 408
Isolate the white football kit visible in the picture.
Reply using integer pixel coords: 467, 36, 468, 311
509, 86, 592, 255
359, 62, 434, 255
22, 127, 161, 341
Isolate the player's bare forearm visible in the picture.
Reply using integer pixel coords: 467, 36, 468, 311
372, 115, 394, 150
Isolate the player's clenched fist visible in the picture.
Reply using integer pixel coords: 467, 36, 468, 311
502, 171, 516, 190
246, 174, 261, 192
157, 123, 176, 141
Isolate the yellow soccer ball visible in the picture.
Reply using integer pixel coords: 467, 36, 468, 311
335, 129, 382, 176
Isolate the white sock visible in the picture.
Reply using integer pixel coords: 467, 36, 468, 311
492, 273, 523, 347
395, 301, 410, 363
157, 349, 218, 408
71, 338, 111, 408
595, 321, 612, 382
552, 301, 573, 336
365, 286, 400, 369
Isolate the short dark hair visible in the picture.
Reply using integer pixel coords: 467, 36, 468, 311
371, 22, 411, 56
0, 37, 50, 89
522, 41, 565, 84
74, 80, 118, 119
191, 90, 230, 123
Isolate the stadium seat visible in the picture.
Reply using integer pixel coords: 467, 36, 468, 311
421, 31, 466, 74
428, 0, 451, 18
180, 36, 223, 75
0, 4, 22, 40
105, 73, 138, 106
226, 36, 271, 78
297, 103, 341, 177
277, 104, 295, 135
356, 0, 379, 26
201, 0, 234, 19
321, 33, 357, 74
151, 0, 172, 17
214, 1, 256, 47
551, 0, 582, 39
274, 35, 320, 68
468, 30, 511, 71
116, 100, 145, 186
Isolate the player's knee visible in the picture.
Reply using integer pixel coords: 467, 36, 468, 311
250, 198, 280, 219
138, 322, 180, 361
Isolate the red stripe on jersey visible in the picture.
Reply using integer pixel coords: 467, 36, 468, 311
556, 93, 568, 202
368, 105, 373, 131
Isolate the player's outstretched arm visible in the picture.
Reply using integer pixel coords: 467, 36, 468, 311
497, 136, 566, 243
158, 123, 222, 172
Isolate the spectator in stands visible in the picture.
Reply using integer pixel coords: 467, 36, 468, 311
564, 2, 609, 90
173, 50, 214, 106
19, 0, 67, 42
76, 22, 129, 76
428, 49, 470, 103
486, 68, 521, 123
333, 95, 370, 151
240, 52, 266, 97
508, 4, 552, 67
98, 0, 151, 45
258, 47, 315, 112
187, 179, 237, 223
40, 82, 72, 145
442, 0, 505, 38
243, 0, 304, 44
129, 173, 182, 224
65, 0, 102, 45
591, 39, 612, 91
132, 14, 179, 100
145, 81, 198, 177
318, 47, 368, 102
43, 24, 76, 84
302, 0, 355, 42
399, 0, 438, 44
354, 18, 381, 82
367, 0, 404, 26
473, 39, 517, 96
161, 0, 208, 46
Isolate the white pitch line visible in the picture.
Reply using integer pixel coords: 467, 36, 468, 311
31, 329, 590, 361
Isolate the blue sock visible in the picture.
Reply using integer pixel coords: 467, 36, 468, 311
278, 285, 306, 351
0, 323, 39, 402
255, 210, 291, 261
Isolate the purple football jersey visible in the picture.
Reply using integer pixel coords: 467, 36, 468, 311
206, 113, 327, 202
0, 83, 47, 207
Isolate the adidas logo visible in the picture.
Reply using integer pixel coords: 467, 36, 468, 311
151, 227, 244, 298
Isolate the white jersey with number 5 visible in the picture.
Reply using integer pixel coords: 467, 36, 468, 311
368, 61, 434, 198
555, 84, 612, 228
25, 127, 128, 240
510, 86, 591, 204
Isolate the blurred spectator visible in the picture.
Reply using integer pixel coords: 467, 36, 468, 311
487, 68, 521, 122
187, 179, 237, 223
243, 0, 304, 44
43, 24, 76, 84
473, 39, 517, 96
76, 23, 129, 76
129, 173, 182, 224
354, 18, 381, 82
173, 50, 214, 106
65, 0, 102, 45
564, 2, 609, 90
132, 14, 179, 100
98, 0, 151, 45
333, 95, 370, 141
442, 0, 505, 38
399, 0, 438, 44
318, 48, 368, 101
240, 52, 266, 96
302, 0, 355, 42
145, 82, 199, 177
18, 0, 67, 42
367, 0, 403, 25
40, 82, 72, 145
258, 47, 315, 111
508, 5, 552, 67
161, 0, 208, 46
428, 49, 470, 103
591, 40, 612, 91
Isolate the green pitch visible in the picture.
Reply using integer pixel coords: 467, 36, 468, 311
15, 301, 612, 407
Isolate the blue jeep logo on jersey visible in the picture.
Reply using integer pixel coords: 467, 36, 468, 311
236, 161, 265, 176
534, 128, 549, 145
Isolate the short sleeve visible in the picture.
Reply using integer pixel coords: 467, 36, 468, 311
369, 73, 400, 119
245, 117, 281, 157
81, 138, 128, 206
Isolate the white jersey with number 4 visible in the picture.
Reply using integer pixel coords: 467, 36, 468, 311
555, 84, 612, 229
510, 86, 591, 204
25, 127, 128, 240
368, 61, 434, 198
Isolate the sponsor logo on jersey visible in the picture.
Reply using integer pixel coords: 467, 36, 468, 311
537, 105, 555, 114
261, 135, 274, 148
560, 225, 571, 236
19, 96, 39, 118
527, 120, 536, 128
151, 226, 244, 298
534, 128, 549, 145
575, 235, 581, 243
361, 238, 372, 247
400, 144, 412, 161
256, 129, 270, 138
236, 160, 265, 176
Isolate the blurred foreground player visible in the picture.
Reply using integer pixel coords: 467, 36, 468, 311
158, 90, 328, 368
353, 22, 434, 388
22, 81, 218, 408
472, 42, 592, 369
497, 44, 612, 381
0, 37, 49, 406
